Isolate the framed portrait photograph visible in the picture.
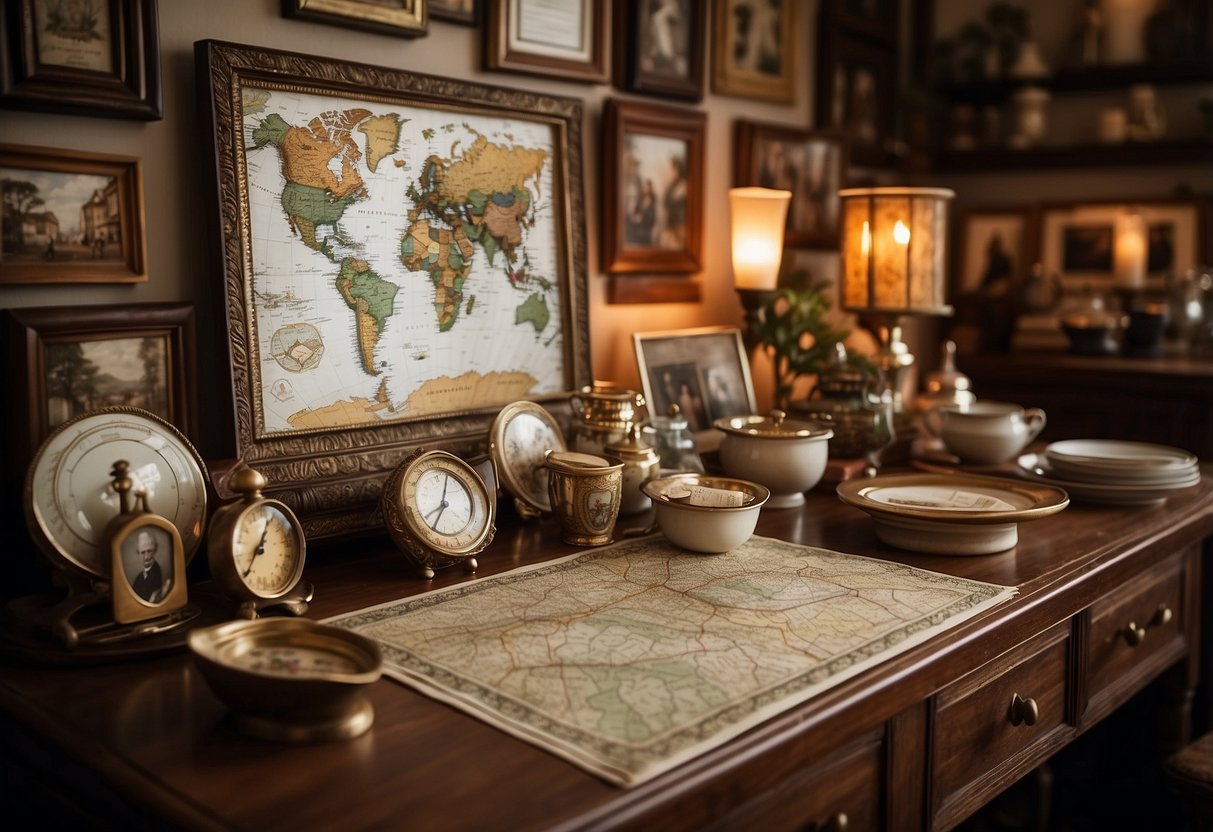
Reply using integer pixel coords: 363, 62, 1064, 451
0, 0, 161, 120
1039, 199, 1205, 293
615, 0, 705, 101
283, 0, 427, 37
196, 40, 590, 538
1, 144, 146, 284
431, 0, 478, 24
633, 326, 756, 444
485, 0, 609, 83
2, 302, 196, 489
816, 31, 896, 167
956, 207, 1032, 298
734, 121, 846, 249
710, 0, 797, 103
602, 99, 705, 275
109, 513, 188, 624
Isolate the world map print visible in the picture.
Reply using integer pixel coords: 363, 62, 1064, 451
241, 86, 566, 435
327, 535, 1015, 786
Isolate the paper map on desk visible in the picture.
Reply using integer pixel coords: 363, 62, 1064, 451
326, 536, 1014, 786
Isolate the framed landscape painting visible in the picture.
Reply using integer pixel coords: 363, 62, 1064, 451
195, 40, 590, 537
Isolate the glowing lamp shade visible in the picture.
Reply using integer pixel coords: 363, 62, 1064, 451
729, 187, 791, 291
839, 187, 954, 315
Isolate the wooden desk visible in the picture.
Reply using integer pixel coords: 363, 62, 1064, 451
2, 475, 1210, 831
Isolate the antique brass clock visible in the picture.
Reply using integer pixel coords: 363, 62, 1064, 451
207, 466, 311, 618
381, 450, 495, 578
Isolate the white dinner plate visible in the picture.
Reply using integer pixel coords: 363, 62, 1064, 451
836, 472, 1068, 555
1018, 453, 1200, 506
1044, 455, 1199, 486
1044, 440, 1197, 471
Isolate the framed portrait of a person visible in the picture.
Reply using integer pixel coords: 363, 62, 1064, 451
710, 0, 797, 103
602, 99, 705, 276
957, 207, 1032, 299
734, 122, 847, 249
616, 0, 705, 101
109, 512, 188, 624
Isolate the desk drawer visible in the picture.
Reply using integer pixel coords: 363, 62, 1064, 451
707, 728, 883, 832
1084, 552, 1187, 724
931, 622, 1072, 830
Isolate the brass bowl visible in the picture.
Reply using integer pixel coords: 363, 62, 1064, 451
189, 618, 382, 742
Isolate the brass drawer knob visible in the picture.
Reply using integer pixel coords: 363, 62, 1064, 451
1008, 693, 1039, 727
1121, 604, 1174, 647
815, 812, 848, 832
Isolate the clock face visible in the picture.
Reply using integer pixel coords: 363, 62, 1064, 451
232, 502, 305, 598
25, 408, 208, 579
490, 401, 566, 513
402, 453, 492, 554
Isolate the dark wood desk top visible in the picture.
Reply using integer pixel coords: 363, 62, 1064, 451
3, 473, 1212, 831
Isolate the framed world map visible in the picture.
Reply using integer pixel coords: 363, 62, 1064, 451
196, 40, 590, 537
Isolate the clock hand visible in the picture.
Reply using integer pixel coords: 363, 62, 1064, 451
243, 518, 271, 577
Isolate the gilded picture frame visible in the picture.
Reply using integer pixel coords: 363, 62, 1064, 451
484, 0, 609, 84
709, 0, 797, 104
282, 0, 428, 37
195, 40, 590, 538
1, 144, 147, 284
0, 0, 161, 120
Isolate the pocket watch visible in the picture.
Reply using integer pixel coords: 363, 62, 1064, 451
381, 449, 495, 579
207, 466, 310, 618
25, 407, 209, 581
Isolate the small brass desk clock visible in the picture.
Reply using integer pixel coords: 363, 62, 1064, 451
207, 466, 311, 618
381, 449, 496, 578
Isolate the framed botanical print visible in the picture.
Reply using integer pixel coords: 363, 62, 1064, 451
282, 0, 427, 37
196, 40, 590, 538
734, 121, 846, 249
1, 144, 147, 284
0, 0, 162, 119
485, 0, 609, 83
615, 0, 705, 101
710, 0, 797, 103
602, 99, 705, 275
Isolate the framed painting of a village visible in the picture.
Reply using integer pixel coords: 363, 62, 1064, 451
3, 302, 195, 489
0, 145, 146, 284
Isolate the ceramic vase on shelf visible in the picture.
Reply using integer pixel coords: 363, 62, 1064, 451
1008, 87, 1051, 148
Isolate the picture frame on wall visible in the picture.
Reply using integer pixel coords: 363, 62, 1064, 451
484, 0, 609, 83
282, 0, 427, 37
1, 144, 147, 285
615, 0, 705, 101
816, 29, 896, 167
956, 207, 1032, 299
196, 39, 590, 538
1038, 199, 1205, 293
602, 99, 705, 276
710, 0, 797, 103
430, 0, 478, 25
2, 302, 196, 485
0, 0, 162, 120
633, 326, 756, 443
733, 121, 846, 249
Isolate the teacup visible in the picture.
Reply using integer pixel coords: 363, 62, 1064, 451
544, 450, 624, 546
923, 401, 1046, 465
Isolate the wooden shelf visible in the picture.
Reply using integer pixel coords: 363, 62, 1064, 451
934, 138, 1213, 172
938, 60, 1213, 105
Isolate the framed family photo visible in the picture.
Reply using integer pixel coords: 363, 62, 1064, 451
615, 0, 705, 101
0, 0, 161, 119
633, 326, 756, 443
485, 0, 609, 83
602, 99, 704, 275
734, 122, 846, 249
3, 302, 196, 487
710, 0, 797, 103
196, 40, 590, 537
1, 144, 146, 284
283, 0, 428, 37
956, 207, 1031, 298
1039, 199, 1205, 293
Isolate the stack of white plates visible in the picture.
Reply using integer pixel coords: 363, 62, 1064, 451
1017, 439, 1200, 506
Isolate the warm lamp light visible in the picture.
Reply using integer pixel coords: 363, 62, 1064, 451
730, 187, 791, 344
838, 186, 955, 412
1114, 211, 1147, 293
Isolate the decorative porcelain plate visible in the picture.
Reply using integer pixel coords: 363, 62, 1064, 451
1018, 453, 1199, 506
836, 473, 1068, 555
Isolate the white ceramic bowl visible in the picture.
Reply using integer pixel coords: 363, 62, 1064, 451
641, 473, 769, 554
714, 411, 832, 509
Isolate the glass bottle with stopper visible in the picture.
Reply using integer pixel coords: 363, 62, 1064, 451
642, 403, 705, 473
207, 465, 311, 618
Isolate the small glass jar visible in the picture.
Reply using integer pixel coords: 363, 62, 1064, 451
641, 404, 704, 473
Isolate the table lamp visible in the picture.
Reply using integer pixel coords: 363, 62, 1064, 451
838, 186, 954, 413
730, 186, 791, 342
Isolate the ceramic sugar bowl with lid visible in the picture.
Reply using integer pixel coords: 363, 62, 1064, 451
714, 410, 833, 509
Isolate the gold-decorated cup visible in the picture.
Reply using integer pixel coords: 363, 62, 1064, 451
544, 450, 624, 546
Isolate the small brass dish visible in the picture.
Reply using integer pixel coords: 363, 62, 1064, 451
189, 618, 382, 742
